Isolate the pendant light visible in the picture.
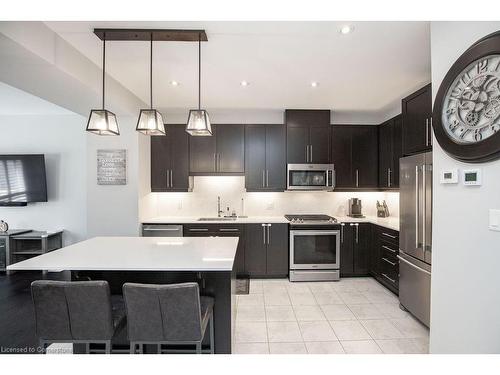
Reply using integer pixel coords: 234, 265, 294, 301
86, 33, 120, 136
186, 32, 212, 136
136, 33, 166, 135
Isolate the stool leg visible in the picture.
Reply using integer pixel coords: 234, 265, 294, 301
209, 313, 215, 354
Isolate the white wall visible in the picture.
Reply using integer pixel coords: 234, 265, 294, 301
430, 22, 500, 353
0, 114, 87, 245
141, 176, 399, 220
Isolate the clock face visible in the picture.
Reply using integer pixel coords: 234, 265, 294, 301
442, 54, 500, 144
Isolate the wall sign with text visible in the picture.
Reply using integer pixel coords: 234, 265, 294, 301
97, 149, 127, 185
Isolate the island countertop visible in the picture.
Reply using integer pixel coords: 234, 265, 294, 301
7, 236, 239, 272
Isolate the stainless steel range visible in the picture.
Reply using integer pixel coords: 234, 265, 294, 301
285, 214, 341, 282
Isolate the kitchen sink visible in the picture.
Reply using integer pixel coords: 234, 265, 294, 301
198, 217, 237, 221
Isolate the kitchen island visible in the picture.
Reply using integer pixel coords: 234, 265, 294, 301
7, 236, 239, 354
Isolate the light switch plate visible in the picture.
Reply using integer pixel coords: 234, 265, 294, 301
463, 169, 482, 186
440, 169, 458, 184
489, 209, 500, 232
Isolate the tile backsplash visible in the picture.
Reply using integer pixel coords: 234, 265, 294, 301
141, 176, 399, 219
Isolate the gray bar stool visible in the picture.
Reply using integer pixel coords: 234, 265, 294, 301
31, 280, 126, 354
123, 282, 215, 354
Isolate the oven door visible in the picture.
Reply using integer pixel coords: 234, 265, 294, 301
290, 230, 340, 270
287, 164, 335, 190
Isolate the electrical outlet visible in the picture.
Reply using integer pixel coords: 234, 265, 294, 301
489, 209, 500, 232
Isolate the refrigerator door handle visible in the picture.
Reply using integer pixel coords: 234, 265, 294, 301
422, 164, 426, 252
397, 255, 431, 276
415, 165, 419, 249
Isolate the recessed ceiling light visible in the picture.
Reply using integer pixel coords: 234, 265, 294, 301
311, 81, 319, 88
240, 80, 249, 87
340, 25, 354, 35
170, 80, 179, 86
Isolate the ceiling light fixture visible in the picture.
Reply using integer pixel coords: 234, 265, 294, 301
186, 33, 212, 136
136, 33, 166, 136
340, 25, 354, 35
86, 33, 120, 136
170, 80, 179, 86
311, 81, 319, 87
240, 80, 249, 87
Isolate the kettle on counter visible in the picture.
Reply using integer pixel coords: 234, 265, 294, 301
0, 220, 9, 232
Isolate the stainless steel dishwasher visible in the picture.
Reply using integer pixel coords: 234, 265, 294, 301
142, 224, 183, 237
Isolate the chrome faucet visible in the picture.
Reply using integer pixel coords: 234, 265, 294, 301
217, 196, 224, 217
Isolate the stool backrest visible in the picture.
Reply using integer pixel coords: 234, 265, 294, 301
123, 282, 202, 342
31, 280, 114, 341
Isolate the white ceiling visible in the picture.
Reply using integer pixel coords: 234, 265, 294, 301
0, 82, 75, 115
45, 21, 431, 119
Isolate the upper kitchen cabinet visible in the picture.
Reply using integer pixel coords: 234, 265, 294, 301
245, 124, 286, 191
151, 124, 190, 192
332, 125, 378, 189
378, 114, 402, 189
402, 83, 432, 156
189, 124, 245, 175
285, 109, 331, 164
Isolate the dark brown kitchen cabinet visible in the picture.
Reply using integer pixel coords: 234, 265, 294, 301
245, 124, 286, 191
285, 109, 331, 164
331, 125, 378, 189
402, 83, 432, 156
370, 225, 399, 294
378, 114, 402, 189
189, 124, 245, 175
339, 222, 370, 277
245, 223, 288, 277
151, 124, 190, 192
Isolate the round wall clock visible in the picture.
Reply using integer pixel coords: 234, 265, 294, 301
433, 31, 500, 163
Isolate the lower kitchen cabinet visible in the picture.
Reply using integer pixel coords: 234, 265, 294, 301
245, 223, 288, 277
340, 223, 371, 277
370, 225, 400, 294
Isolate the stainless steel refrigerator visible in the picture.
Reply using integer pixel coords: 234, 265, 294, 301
399, 151, 432, 327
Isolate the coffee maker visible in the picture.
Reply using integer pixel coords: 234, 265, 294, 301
348, 198, 364, 218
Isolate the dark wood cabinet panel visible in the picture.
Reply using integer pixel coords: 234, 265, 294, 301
392, 115, 402, 188
402, 83, 432, 156
353, 223, 371, 275
286, 126, 309, 163
265, 125, 286, 190
378, 115, 402, 189
370, 225, 399, 294
352, 126, 378, 188
331, 126, 354, 188
189, 126, 217, 174
309, 126, 331, 163
217, 125, 245, 173
285, 109, 331, 164
245, 124, 286, 191
266, 224, 288, 276
340, 223, 354, 276
245, 224, 267, 276
151, 124, 190, 192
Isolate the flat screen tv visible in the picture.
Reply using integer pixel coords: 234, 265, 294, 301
0, 154, 47, 206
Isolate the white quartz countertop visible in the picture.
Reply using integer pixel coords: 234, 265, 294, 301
7, 236, 239, 272
143, 216, 289, 224
142, 215, 399, 231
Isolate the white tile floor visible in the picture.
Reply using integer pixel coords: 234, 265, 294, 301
234, 277, 429, 354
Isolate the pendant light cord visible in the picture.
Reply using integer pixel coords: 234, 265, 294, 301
198, 32, 201, 110
150, 33, 153, 109
102, 33, 106, 109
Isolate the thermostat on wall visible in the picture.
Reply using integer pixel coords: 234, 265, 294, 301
462, 169, 482, 186
440, 169, 458, 184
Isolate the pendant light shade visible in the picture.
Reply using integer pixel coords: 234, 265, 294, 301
136, 34, 166, 135
86, 35, 120, 136
186, 33, 211, 136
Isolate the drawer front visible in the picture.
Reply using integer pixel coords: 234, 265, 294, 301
183, 224, 214, 236
380, 240, 399, 258
379, 229, 399, 245
183, 224, 243, 236
0, 238, 6, 269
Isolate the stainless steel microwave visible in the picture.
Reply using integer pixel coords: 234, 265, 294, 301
287, 164, 335, 191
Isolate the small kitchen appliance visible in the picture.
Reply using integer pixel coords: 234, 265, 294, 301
348, 198, 364, 218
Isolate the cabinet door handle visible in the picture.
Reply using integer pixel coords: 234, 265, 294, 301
355, 169, 359, 187
430, 117, 433, 146
425, 118, 429, 146
214, 153, 217, 171
305, 145, 309, 163
388, 168, 391, 188
266, 170, 269, 187
381, 273, 396, 284
262, 224, 266, 244
381, 232, 397, 239
382, 257, 396, 266
340, 223, 345, 243
382, 245, 397, 254
309, 144, 313, 162
170, 169, 173, 188
219, 228, 239, 232
354, 223, 359, 243
262, 170, 265, 187
189, 228, 209, 232
267, 224, 271, 244
166, 170, 170, 188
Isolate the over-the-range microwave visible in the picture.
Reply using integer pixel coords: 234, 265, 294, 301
287, 164, 336, 191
